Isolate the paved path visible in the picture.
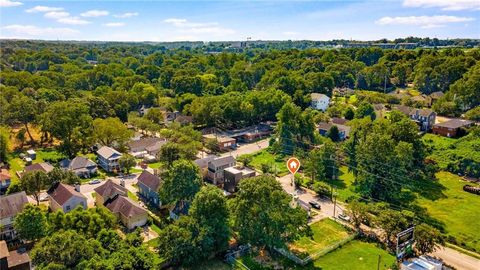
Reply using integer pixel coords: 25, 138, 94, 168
431, 246, 480, 270
221, 139, 269, 158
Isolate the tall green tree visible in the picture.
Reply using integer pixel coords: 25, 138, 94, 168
0, 126, 10, 162
230, 175, 308, 249
14, 205, 47, 242
7, 94, 37, 143
119, 154, 136, 175
92, 117, 133, 149
159, 159, 202, 204
414, 223, 444, 255
19, 171, 50, 205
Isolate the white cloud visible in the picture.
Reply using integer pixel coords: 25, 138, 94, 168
103, 22, 125, 27
44, 11, 70, 19
376, 15, 474, 28
80, 10, 109, 17
57, 17, 90, 25
25, 5, 63, 13
403, 0, 480, 11
3, 24, 78, 37
283, 31, 298, 37
113, 12, 138, 18
0, 0, 22, 7
163, 18, 234, 37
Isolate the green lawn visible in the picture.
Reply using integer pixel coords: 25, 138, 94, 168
194, 259, 233, 270
416, 171, 480, 252
239, 149, 289, 176
312, 240, 396, 270
128, 190, 139, 202
324, 166, 357, 202
289, 219, 352, 258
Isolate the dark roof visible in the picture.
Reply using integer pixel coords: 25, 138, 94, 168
331, 117, 347, 125
209, 156, 235, 168
94, 180, 128, 198
97, 146, 121, 159
24, 162, 54, 174
128, 137, 162, 152
194, 155, 218, 169
0, 191, 28, 218
61, 156, 96, 170
47, 182, 86, 206
434, 119, 474, 129
393, 105, 414, 115
145, 140, 167, 153
137, 171, 161, 191
317, 122, 333, 131
105, 195, 146, 218
7, 249, 31, 268
410, 108, 435, 117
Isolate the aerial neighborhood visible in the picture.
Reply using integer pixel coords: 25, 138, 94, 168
1, 4, 480, 268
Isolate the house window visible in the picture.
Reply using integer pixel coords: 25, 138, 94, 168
66, 205, 71, 211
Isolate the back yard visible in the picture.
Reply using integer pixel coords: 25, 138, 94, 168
239, 149, 289, 176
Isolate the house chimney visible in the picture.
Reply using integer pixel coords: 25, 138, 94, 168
74, 183, 81, 192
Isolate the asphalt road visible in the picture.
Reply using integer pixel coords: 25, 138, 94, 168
431, 246, 480, 270
220, 138, 269, 158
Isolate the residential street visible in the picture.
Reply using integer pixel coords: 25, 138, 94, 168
220, 138, 269, 158
431, 246, 480, 270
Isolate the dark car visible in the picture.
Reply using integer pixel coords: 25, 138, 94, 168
309, 200, 321, 209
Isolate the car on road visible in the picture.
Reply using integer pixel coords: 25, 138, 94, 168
338, 213, 351, 222
89, 179, 101, 185
39, 194, 49, 202
309, 200, 321, 209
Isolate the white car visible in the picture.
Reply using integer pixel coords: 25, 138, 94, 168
89, 179, 101, 185
39, 194, 49, 202
338, 213, 351, 222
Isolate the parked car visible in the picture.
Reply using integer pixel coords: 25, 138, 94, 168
39, 194, 49, 202
89, 179, 101, 185
338, 213, 351, 222
309, 200, 321, 209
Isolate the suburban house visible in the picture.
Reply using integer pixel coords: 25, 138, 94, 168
223, 166, 256, 193
207, 156, 236, 185
96, 146, 122, 173
137, 170, 162, 208
128, 137, 167, 159
433, 119, 475, 138
104, 195, 148, 230
0, 169, 11, 193
317, 122, 351, 141
59, 156, 97, 178
94, 179, 128, 206
194, 155, 218, 178
18, 162, 54, 178
310, 93, 330, 111
409, 108, 436, 131
202, 134, 236, 152
428, 91, 444, 106
0, 192, 28, 241
174, 115, 194, 125
223, 123, 273, 142
331, 117, 348, 125
47, 182, 87, 213
393, 105, 436, 131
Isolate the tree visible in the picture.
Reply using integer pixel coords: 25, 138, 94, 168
157, 218, 199, 266
354, 102, 376, 120
31, 230, 104, 269
346, 200, 370, 232
19, 171, 50, 205
92, 117, 133, 149
7, 94, 37, 143
189, 186, 230, 255
375, 208, 414, 248
344, 107, 355, 120
14, 205, 47, 242
47, 168, 81, 185
276, 102, 315, 154
414, 223, 444, 255
305, 140, 338, 181
156, 142, 181, 167
119, 154, 136, 175
159, 159, 202, 204
326, 125, 340, 142
230, 175, 308, 249
0, 126, 10, 162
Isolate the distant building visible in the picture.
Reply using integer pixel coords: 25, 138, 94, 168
59, 156, 97, 178
18, 162, 54, 178
202, 134, 236, 152
128, 137, 167, 159
317, 122, 351, 141
409, 108, 436, 131
94, 179, 128, 206
0, 192, 28, 241
207, 156, 236, 185
401, 255, 442, 270
194, 155, 219, 178
137, 170, 162, 208
310, 93, 330, 111
104, 195, 148, 230
47, 182, 87, 213
96, 146, 122, 172
223, 123, 273, 142
223, 166, 256, 192
0, 169, 11, 193
432, 119, 474, 137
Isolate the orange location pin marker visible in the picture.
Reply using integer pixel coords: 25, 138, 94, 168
287, 157, 300, 175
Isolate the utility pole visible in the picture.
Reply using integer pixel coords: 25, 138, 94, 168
377, 254, 382, 270
333, 192, 337, 219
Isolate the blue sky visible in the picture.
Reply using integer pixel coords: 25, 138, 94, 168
1, 0, 479, 41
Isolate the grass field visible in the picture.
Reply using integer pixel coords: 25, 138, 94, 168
324, 166, 357, 202
311, 240, 396, 270
422, 133, 480, 170
416, 171, 480, 252
239, 149, 289, 176
289, 219, 352, 258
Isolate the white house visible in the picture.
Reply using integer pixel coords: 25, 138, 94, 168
311, 93, 330, 111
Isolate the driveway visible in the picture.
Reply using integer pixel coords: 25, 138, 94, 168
221, 139, 269, 158
79, 174, 140, 207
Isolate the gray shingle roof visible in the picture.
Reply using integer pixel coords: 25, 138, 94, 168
0, 191, 28, 219
209, 156, 235, 168
137, 171, 161, 191
97, 146, 121, 159
434, 119, 474, 129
